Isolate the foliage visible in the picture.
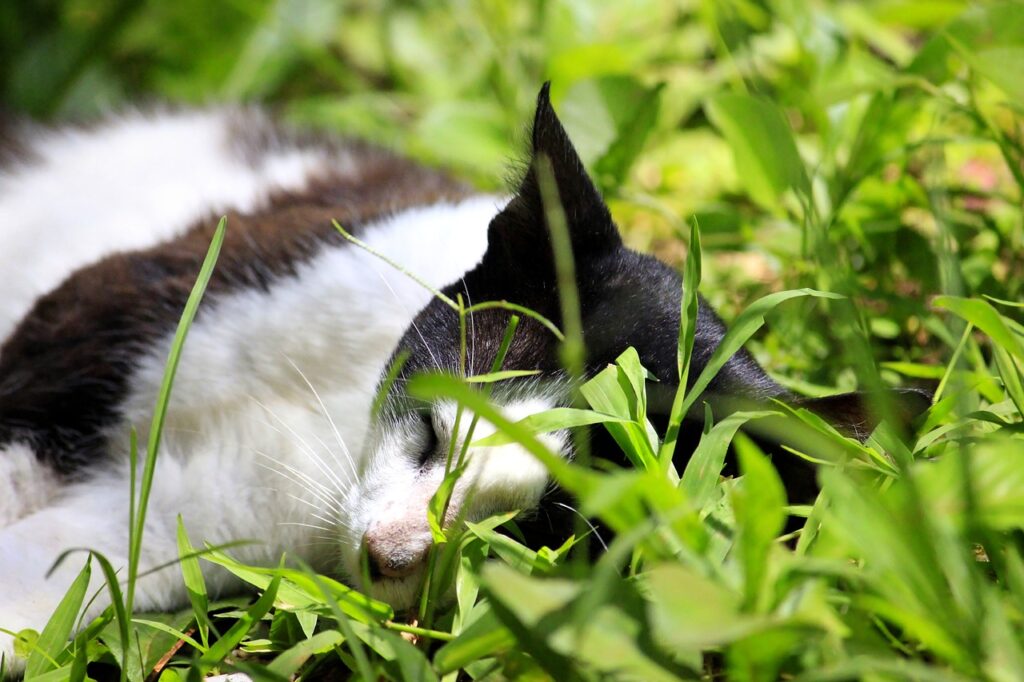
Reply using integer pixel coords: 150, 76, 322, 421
4, 1, 1024, 680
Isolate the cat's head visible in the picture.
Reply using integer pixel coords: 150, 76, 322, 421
334, 85, 929, 609
334, 84, 694, 608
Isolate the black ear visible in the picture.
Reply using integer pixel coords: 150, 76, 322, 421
484, 83, 622, 276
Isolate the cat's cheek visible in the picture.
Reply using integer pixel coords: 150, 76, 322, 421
453, 397, 570, 522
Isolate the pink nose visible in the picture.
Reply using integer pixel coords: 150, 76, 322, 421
363, 530, 431, 579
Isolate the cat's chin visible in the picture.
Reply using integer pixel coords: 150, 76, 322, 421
367, 574, 427, 613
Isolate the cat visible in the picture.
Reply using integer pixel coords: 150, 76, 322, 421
0, 84, 926, 670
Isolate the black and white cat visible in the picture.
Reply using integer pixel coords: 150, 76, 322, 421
0, 85, 920, 667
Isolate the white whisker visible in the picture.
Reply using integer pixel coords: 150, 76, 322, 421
462, 276, 476, 376
249, 395, 350, 497
283, 355, 359, 481
278, 521, 334, 532
255, 455, 344, 516
553, 501, 608, 551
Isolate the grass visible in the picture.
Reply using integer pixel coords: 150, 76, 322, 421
4, 1, 1024, 680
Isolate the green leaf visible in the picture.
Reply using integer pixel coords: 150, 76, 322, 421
200, 574, 280, 665
972, 47, 1024, 105
25, 558, 91, 676
13, 630, 38, 661
993, 345, 1024, 417
580, 357, 658, 469
464, 369, 541, 383
130, 216, 226, 623
434, 607, 514, 674
684, 289, 843, 420
559, 76, 651, 168
349, 623, 438, 682
464, 521, 552, 573
917, 439, 1024, 532
83, 549, 136, 681
732, 439, 787, 610
659, 218, 702, 471
452, 537, 487, 637
175, 516, 210, 648
643, 563, 756, 649
471, 407, 630, 447
267, 630, 344, 677
680, 410, 781, 514
593, 82, 664, 188
427, 464, 465, 543
934, 296, 1024, 361
909, 2, 1024, 83
407, 373, 589, 493
476, 564, 584, 682
201, 550, 393, 622
130, 619, 205, 653
705, 93, 810, 209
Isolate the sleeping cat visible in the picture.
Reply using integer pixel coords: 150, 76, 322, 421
0, 84, 923, 669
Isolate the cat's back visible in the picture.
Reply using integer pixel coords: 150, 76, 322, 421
0, 107, 472, 341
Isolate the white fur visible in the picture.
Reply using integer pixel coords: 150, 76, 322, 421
0, 109, 336, 341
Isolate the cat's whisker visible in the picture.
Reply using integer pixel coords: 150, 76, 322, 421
275, 490, 357, 532
277, 521, 334, 533
283, 355, 359, 482
249, 395, 351, 497
255, 455, 345, 516
294, 538, 344, 550
552, 501, 608, 551
309, 511, 343, 529
462, 276, 476, 376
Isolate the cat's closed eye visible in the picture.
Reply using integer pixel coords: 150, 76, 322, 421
415, 411, 440, 467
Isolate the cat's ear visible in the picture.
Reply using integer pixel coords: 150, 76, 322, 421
484, 83, 622, 274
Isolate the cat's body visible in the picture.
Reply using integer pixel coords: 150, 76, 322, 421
0, 87, 919, 670
0, 106, 506, 661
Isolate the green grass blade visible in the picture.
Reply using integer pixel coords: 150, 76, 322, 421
683, 289, 843, 419
433, 607, 514, 674
175, 516, 211, 649
200, 574, 280, 666
129, 217, 226, 620
680, 410, 780, 514
267, 630, 344, 677
471, 407, 631, 447
705, 92, 811, 210
25, 557, 91, 677
934, 296, 1024, 362
130, 619, 206, 653
659, 218, 702, 472
536, 154, 584, 380
56, 550, 133, 682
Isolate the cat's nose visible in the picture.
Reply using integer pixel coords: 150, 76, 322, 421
363, 528, 431, 579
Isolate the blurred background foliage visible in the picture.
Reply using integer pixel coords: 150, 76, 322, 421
3, 0, 1021, 399
1, 1, 1019, 384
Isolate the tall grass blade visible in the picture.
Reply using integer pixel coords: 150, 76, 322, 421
25, 558, 91, 677
128, 216, 227, 622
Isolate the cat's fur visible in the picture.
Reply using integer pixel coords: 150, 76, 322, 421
0, 86, 922, 669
